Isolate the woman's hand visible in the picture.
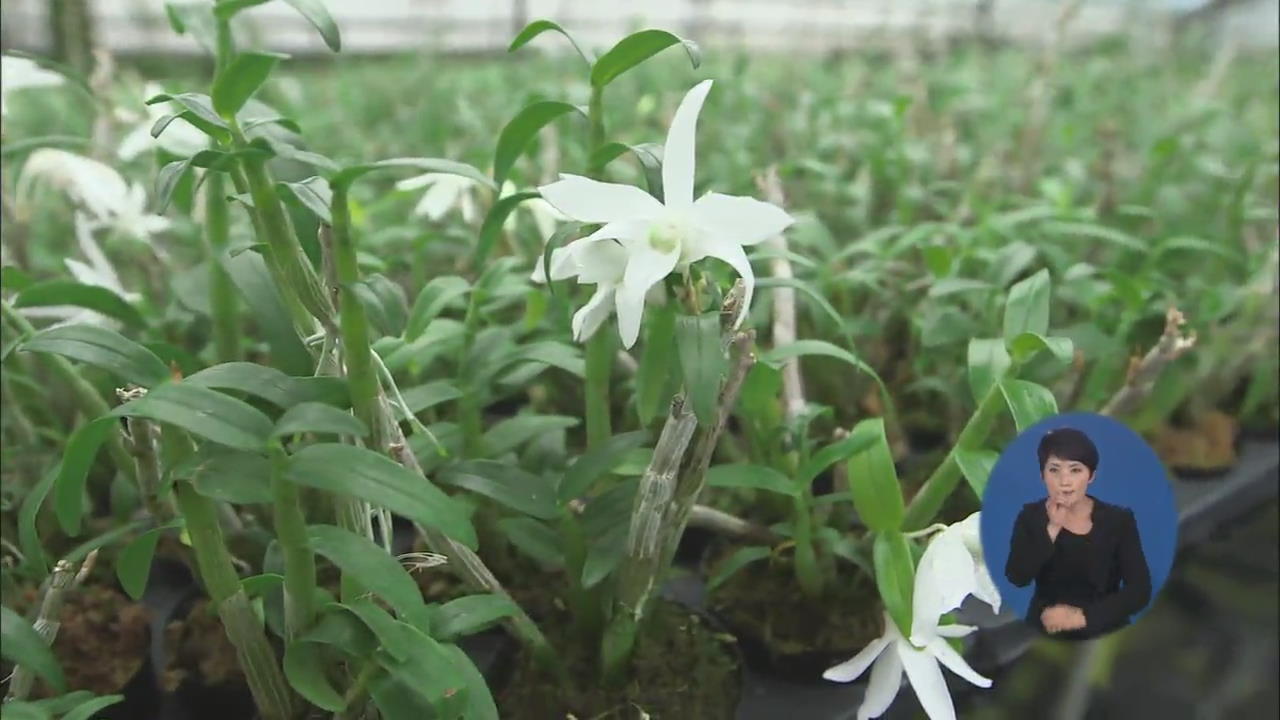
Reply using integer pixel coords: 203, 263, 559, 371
1045, 499, 1069, 541
1041, 605, 1087, 634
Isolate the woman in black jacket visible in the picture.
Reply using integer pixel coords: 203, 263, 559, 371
1004, 428, 1152, 640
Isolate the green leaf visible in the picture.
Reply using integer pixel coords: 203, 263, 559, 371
445, 644, 500, 720
1042, 220, 1145, 252
1003, 268, 1052, 343
999, 379, 1059, 432
431, 595, 518, 642
343, 598, 420, 660
154, 157, 194, 213
1008, 332, 1074, 365
676, 312, 724, 425
845, 419, 905, 532
587, 142, 664, 199
13, 281, 144, 328
0, 701, 50, 720
405, 276, 470, 341
706, 546, 771, 593
277, 175, 332, 224
212, 51, 286, 118
634, 302, 678, 424
797, 429, 878, 489
181, 450, 271, 504
18, 465, 56, 577
761, 339, 885, 395
284, 640, 344, 711
559, 430, 649, 502
436, 460, 558, 520
581, 522, 628, 588
54, 417, 116, 535
330, 158, 492, 191
273, 402, 367, 438
165, 1, 218, 54
482, 414, 579, 457
873, 531, 915, 638
184, 362, 346, 409
508, 19, 593, 65
288, 444, 477, 548
2, 265, 34, 292
475, 191, 541, 267
306, 525, 425, 618
496, 517, 563, 568
705, 464, 798, 496
1, 606, 66, 693
394, 380, 463, 419
371, 624, 469, 718
59, 696, 125, 720
493, 101, 586, 186
954, 449, 999, 498
222, 244, 313, 375
213, 0, 272, 20
115, 382, 273, 451
928, 277, 993, 298
146, 92, 228, 131
755, 277, 848, 336
20, 324, 169, 387
117, 524, 177, 600
281, 0, 342, 52
967, 338, 1011, 404
491, 341, 585, 381
590, 29, 701, 89
24, 691, 95, 716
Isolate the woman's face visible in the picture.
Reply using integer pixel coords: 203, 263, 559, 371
1042, 454, 1094, 507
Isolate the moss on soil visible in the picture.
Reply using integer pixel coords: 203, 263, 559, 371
707, 550, 882, 677
496, 600, 741, 719
1151, 410, 1239, 474
162, 598, 243, 691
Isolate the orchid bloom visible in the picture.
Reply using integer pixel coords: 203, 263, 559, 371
534, 79, 794, 349
1, 55, 64, 118
15, 149, 170, 241
18, 214, 140, 329
823, 610, 992, 720
910, 512, 1001, 645
395, 172, 481, 224
118, 82, 208, 161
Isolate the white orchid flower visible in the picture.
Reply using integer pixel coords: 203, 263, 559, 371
824, 610, 991, 720
535, 79, 794, 349
18, 214, 140, 329
15, 148, 170, 241
395, 172, 481, 224
1, 55, 65, 118
910, 512, 1001, 645
117, 82, 208, 161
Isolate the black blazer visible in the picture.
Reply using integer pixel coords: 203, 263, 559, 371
1005, 495, 1152, 639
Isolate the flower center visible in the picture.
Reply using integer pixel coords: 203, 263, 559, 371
647, 216, 685, 255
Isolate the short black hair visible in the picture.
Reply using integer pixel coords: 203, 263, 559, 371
1037, 427, 1099, 474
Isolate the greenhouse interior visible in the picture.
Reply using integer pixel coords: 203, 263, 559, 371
0, 1, 1276, 719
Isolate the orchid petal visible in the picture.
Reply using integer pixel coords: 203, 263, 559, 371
395, 172, 438, 192
898, 639, 959, 720
822, 635, 891, 683
934, 623, 979, 638
414, 178, 463, 220
692, 191, 795, 246
925, 636, 992, 689
538, 174, 663, 224
572, 285, 617, 342
116, 125, 154, 162
857, 645, 905, 720
661, 79, 713, 209
697, 236, 755, 330
574, 234, 631, 285
615, 242, 679, 349
912, 527, 978, 643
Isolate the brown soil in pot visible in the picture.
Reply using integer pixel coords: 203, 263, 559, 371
161, 598, 244, 691
706, 549, 882, 682
495, 599, 741, 719
3, 584, 151, 697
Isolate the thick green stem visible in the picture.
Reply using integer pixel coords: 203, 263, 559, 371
205, 172, 240, 362
560, 510, 603, 643
583, 330, 615, 450
2, 300, 136, 486
792, 488, 822, 598
328, 188, 380, 446
901, 382, 1005, 531
271, 443, 316, 639
455, 286, 486, 457
175, 482, 294, 720
124, 411, 173, 522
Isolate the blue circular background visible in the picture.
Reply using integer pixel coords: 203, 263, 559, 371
979, 412, 1178, 625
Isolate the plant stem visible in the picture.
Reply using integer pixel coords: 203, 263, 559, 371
4, 558, 80, 701
328, 187, 380, 446
175, 481, 294, 720
205, 171, 240, 362
456, 284, 486, 458
335, 660, 378, 720
792, 487, 823, 598
583, 330, 615, 450
271, 442, 316, 640
901, 379, 1005, 531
